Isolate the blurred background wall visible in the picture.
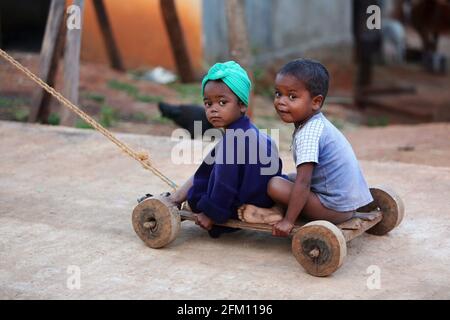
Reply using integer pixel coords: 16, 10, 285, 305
0, 0, 353, 71
81, 0, 203, 71
202, 0, 353, 64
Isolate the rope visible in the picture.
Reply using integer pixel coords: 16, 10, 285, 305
0, 48, 178, 190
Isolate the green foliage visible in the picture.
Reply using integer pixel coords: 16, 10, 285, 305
83, 92, 105, 103
367, 115, 390, 127
252, 66, 265, 82
107, 80, 139, 96
330, 117, 344, 130
107, 79, 164, 104
134, 94, 163, 104
0, 96, 27, 108
0, 96, 31, 122
131, 112, 148, 123
99, 105, 118, 128
168, 83, 203, 104
74, 104, 117, 129
151, 114, 171, 124
0, 97, 12, 108
47, 113, 60, 126
12, 108, 29, 122
75, 119, 93, 129
249, 66, 274, 98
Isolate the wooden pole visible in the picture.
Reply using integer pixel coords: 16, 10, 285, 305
92, 0, 124, 71
0, 13, 3, 48
159, 0, 195, 83
225, 0, 254, 118
61, 0, 85, 126
29, 0, 67, 123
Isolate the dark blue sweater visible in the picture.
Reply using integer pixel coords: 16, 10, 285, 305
187, 116, 283, 224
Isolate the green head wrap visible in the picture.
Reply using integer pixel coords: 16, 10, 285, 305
201, 61, 252, 106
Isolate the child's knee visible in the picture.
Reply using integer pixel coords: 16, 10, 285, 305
267, 177, 276, 195
267, 176, 284, 197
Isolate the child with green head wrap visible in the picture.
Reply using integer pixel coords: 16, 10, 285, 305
199, 60, 252, 129
163, 61, 283, 238
202, 60, 252, 107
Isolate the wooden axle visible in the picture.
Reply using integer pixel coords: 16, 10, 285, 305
143, 221, 157, 229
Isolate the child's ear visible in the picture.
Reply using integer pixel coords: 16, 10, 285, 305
239, 100, 247, 114
312, 95, 324, 110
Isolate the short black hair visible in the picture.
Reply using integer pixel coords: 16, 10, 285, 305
277, 59, 329, 107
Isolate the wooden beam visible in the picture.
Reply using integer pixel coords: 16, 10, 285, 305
159, 0, 195, 83
225, 0, 254, 118
180, 209, 383, 241
341, 213, 382, 242
29, 0, 66, 123
179, 211, 304, 236
61, 0, 85, 126
92, 0, 124, 71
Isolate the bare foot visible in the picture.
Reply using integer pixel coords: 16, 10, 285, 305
238, 204, 284, 225
195, 213, 213, 230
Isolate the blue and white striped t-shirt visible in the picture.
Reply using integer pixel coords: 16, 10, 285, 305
291, 112, 373, 212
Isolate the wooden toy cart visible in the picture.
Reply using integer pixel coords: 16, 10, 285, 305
132, 186, 404, 277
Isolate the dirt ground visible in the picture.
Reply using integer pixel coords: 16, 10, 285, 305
346, 122, 450, 167
1, 120, 449, 299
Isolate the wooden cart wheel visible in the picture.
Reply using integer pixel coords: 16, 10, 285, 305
366, 186, 405, 236
292, 221, 347, 277
132, 197, 181, 248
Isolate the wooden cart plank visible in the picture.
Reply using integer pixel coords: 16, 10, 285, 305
179, 210, 382, 240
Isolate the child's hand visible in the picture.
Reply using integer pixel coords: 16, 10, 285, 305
195, 213, 214, 231
272, 218, 294, 237
162, 192, 182, 209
